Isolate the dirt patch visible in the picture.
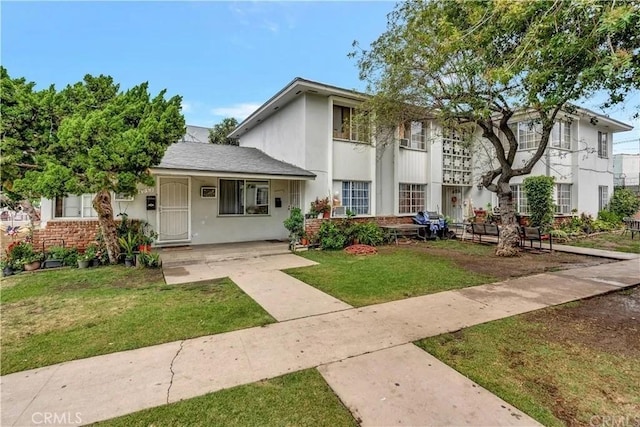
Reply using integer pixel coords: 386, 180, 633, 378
391, 242, 613, 280
526, 286, 640, 358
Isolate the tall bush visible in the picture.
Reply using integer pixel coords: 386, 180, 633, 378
608, 188, 640, 219
283, 208, 305, 243
523, 176, 555, 229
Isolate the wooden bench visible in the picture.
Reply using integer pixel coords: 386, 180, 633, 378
622, 218, 640, 240
471, 223, 500, 243
519, 226, 553, 251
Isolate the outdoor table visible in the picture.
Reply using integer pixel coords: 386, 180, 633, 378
381, 224, 430, 245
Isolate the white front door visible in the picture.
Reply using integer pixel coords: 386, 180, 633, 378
158, 177, 190, 242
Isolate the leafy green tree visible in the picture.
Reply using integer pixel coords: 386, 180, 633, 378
209, 117, 239, 145
523, 176, 555, 230
608, 188, 640, 219
2, 70, 185, 263
352, 0, 639, 256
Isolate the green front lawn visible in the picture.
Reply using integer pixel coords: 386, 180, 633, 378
567, 231, 640, 254
98, 369, 357, 427
286, 244, 495, 306
1, 266, 275, 375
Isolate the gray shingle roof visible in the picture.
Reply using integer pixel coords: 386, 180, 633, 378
157, 141, 315, 178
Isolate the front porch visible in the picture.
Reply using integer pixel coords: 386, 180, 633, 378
158, 240, 290, 267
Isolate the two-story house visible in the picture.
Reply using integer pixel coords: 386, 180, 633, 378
37, 77, 633, 247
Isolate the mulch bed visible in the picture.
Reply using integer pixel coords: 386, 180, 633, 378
344, 244, 377, 255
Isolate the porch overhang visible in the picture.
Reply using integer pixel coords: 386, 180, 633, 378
150, 167, 315, 181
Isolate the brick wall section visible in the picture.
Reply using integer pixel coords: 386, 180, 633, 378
305, 215, 413, 239
32, 220, 102, 252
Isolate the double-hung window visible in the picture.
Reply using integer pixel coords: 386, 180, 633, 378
509, 121, 542, 150
510, 185, 529, 214
400, 121, 427, 150
598, 131, 608, 158
54, 194, 97, 218
555, 184, 572, 214
399, 184, 425, 214
551, 121, 571, 149
219, 179, 269, 215
333, 105, 370, 143
342, 181, 370, 215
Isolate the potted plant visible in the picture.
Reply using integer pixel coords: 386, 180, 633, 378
77, 252, 91, 269
43, 246, 68, 269
1, 259, 13, 277
22, 251, 44, 271
283, 207, 305, 248
118, 232, 137, 267
137, 222, 157, 253
84, 244, 98, 267
310, 197, 331, 219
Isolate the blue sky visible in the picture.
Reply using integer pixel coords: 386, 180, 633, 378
2, 1, 638, 153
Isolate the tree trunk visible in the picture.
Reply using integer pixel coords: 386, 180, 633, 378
495, 189, 520, 257
93, 190, 120, 264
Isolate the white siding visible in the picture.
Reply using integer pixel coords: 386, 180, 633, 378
332, 140, 373, 182
398, 149, 428, 183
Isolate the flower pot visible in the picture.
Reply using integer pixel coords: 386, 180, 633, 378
43, 259, 63, 269
301, 238, 309, 246
323, 211, 330, 219
124, 257, 134, 268
91, 258, 100, 267
138, 244, 151, 253
23, 261, 41, 271
77, 259, 90, 269
2, 267, 13, 277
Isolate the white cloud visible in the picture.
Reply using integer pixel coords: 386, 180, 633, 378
181, 101, 192, 113
211, 103, 261, 120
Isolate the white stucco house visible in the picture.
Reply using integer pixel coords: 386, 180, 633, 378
39, 77, 633, 246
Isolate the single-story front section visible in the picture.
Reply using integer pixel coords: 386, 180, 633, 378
38, 127, 315, 248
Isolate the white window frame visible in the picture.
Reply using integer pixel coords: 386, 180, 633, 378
510, 185, 529, 215
551, 121, 571, 150
400, 121, 427, 150
399, 183, 425, 214
598, 131, 608, 159
218, 179, 270, 216
598, 186, 609, 212
342, 181, 370, 215
332, 105, 370, 143
555, 184, 572, 214
510, 121, 542, 151
54, 194, 98, 219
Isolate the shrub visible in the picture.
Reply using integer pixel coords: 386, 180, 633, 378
523, 176, 555, 230
283, 207, 305, 243
608, 188, 640, 219
318, 221, 347, 250
47, 246, 78, 267
352, 222, 384, 246
549, 229, 569, 241
138, 252, 162, 268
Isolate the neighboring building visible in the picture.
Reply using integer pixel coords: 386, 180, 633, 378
614, 153, 640, 194
38, 78, 634, 247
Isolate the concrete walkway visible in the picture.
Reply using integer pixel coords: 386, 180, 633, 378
2, 256, 638, 426
319, 344, 541, 426
164, 253, 352, 321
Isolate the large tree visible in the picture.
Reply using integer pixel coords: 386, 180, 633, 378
1, 69, 185, 263
352, 0, 639, 256
208, 117, 239, 145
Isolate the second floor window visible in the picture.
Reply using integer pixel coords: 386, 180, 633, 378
333, 105, 370, 143
509, 121, 542, 150
551, 121, 571, 149
399, 121, 427, 150
598, 131, 608, 159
